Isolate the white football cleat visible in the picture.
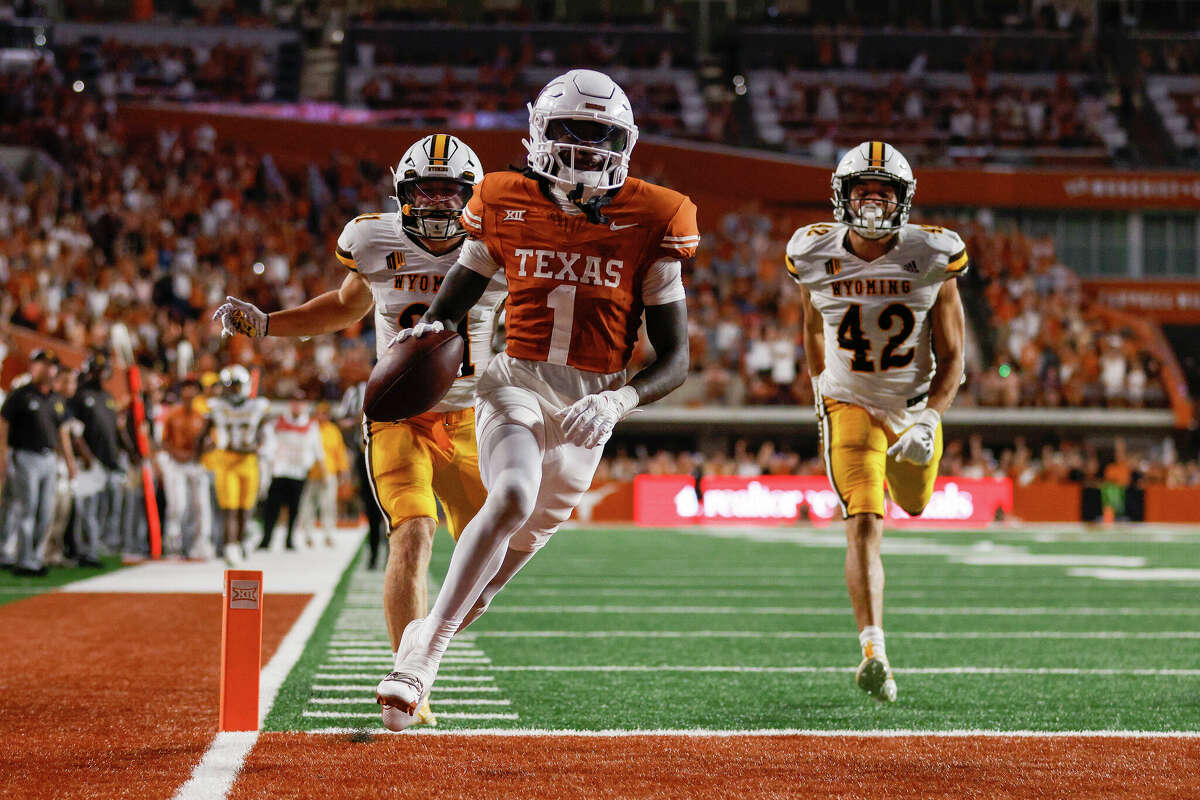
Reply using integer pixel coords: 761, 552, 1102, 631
378, 619, 436, 731
377, 670, 429, 731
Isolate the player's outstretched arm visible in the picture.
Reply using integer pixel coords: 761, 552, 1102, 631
252, 273, 374, 338
628, 299, 690, 405
419, 262, 493, 329
926, 277, 966, 416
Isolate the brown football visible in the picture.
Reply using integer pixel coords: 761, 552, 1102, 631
364, 329, 464, 422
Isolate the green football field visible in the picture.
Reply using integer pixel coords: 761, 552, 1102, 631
266, 524, 1200, 733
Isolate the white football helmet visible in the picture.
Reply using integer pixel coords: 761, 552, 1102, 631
219, 364, 251, 399
525, 69, 638, 205
832, 141, 916, 240
391, 134, 483, 241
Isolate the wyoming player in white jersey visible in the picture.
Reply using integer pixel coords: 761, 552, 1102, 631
203, 365, 271, 566
213, 134, 505, 727
786, 141, 967, 704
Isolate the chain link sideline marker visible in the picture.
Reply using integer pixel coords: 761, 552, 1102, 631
219, 569, 263, 731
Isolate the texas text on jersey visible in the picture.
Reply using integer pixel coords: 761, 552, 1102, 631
457, 170, 699, 374
336, 212, 507, 412
785, 221, 968, 413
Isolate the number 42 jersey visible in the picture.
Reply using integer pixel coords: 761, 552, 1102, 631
336, 212, 507, 413
785, 222, 968, 414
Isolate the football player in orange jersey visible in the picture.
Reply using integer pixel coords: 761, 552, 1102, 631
376, 69, 698, 730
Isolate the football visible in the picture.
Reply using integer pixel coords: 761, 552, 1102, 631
364, 329, 463, 422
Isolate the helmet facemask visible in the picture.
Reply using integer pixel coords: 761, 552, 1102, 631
527, 111, 636, 202
833, 173, 913, 240
392, 173, 475, 242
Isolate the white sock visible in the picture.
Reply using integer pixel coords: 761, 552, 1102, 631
859, 625, 886, 659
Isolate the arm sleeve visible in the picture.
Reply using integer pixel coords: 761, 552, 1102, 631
335, 221, 358, 272
659, 196, 700, 258
459, 237, 502, 278
641, 258, 686, 306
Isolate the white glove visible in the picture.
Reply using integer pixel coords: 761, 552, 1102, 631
811, 375, 823, 417
886, 408, 941, 466
389, 319, 445, 348
213, 296, 268, 338
560, 386, 640, 449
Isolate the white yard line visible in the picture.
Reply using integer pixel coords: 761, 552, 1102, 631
172, 586, 338, 800
172, 530, 364, 800
323, 655, 490, 663
316, 673, 498, 681
453, 630, 1200, 640
302, 710, 518, 720
309, 697, 512, 706
311, 684, 500, 693
297, 726, 1200, 738
477, 605, 1199, 616
428, 665, 1200, 676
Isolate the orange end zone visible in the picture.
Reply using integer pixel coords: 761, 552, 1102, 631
234, 733, 1199, 800
0, 592, 309, 800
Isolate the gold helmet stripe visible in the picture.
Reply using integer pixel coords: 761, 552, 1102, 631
431, 134, 449, 163
869, 141, 884, 168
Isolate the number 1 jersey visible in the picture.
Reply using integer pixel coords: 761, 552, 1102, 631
785, 222, 968, 411
336, 212, 507, 413
457, 171, 698, 374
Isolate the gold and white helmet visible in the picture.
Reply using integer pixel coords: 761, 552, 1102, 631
391, 134, 483, 241
219, 364, 251, 399
832, 141, 916, 240
525, 69, 638, 205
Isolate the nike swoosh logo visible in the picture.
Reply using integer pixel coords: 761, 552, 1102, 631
609, 221, 638, 231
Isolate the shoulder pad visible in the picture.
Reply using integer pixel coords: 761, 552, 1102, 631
785, 223, 842, 283
907, 224, 969, 277
337, 213, 387, 271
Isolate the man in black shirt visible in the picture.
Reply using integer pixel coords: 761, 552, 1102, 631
71, 352, 137, 557
0, 350, 77, 575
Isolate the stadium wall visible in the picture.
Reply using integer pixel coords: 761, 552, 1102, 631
116, 105, 1200, 225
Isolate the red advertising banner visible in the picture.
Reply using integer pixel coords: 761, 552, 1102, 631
1083, 280, 1200, 324
634, 475, 1012, 527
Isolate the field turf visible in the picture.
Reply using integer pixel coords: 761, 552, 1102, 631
267, 524, 1200, 733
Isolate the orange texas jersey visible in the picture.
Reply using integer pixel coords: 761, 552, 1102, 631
460, 171, 699, 374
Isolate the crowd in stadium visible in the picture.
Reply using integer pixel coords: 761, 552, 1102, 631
0, 58, 1175, 413
54, 40, 280, 102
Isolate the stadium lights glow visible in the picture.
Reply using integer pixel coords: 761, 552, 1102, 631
34, 33, 47, 47
331, 29, 345, 44
72, 81, 85, 93
252, 262, 266, 275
